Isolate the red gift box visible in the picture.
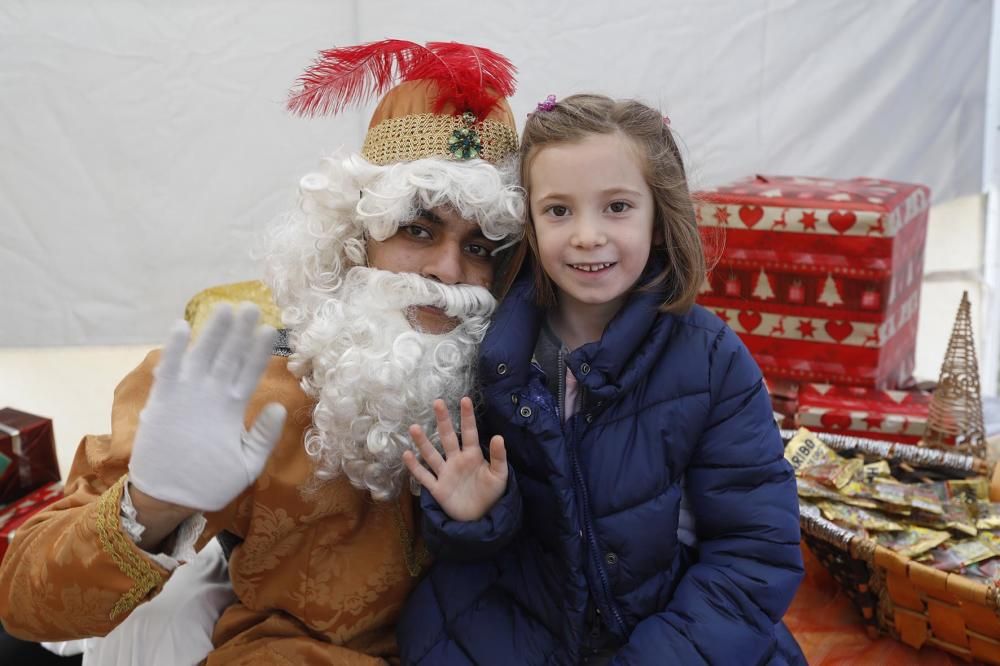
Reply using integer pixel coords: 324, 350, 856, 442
0, 408, 62, 505
0, 481, 64, 563
696, 175, 930, 388
764, 377, 799, 428
794, 383, 931, 444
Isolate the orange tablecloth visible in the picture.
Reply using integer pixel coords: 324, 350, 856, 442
787, 543, 963, 665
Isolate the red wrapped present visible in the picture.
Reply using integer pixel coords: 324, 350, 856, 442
696, 175, 930, 388
0, 408, 61, 505
764, 377, 799, 428
0, 481, 63, 563
794, 382, 931, 444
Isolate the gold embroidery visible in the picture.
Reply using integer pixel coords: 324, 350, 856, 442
393, 501, 431, 578
95, 475, 166, 619
362, 113, 518, 166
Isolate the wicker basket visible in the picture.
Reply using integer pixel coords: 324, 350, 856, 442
785, 429, 1000, 663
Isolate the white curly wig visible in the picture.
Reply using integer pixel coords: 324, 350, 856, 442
264, 153, 523, 327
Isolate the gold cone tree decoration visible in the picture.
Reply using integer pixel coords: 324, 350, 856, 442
924, 291, 986, 458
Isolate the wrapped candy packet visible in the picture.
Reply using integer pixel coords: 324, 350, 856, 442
869, 480, 909, 508
908, 502, 977, 537
816, 501, 905, 532
920, 479, 988, 506
861, 480, 942, 516
975, 503, 1000, 530
976, 530, 1000, 555
798, 479, 881, 510
875, 527, 951, 558
784, 429, 841, 471
908, 486, 944, 515
963, 556, 1000, 585
795, 477, 840, 499
919, 538, 995, 572
922, 481, 949, 503
796, 478, 877, 508
785, 429, 863, 491
830, 482, 880, 509
800, 459, 863, 490
861, 460, 891, 483
948, 478, 990, 504
820, 480, 947, 520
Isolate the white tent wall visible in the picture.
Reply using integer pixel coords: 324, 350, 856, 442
916, 194, 990, 388
980, 0, 1000, 398
1, 1, 997, 394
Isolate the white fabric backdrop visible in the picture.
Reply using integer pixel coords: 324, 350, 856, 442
0, 0, 993, 346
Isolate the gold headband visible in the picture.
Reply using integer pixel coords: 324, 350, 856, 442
361, 111, 518, 166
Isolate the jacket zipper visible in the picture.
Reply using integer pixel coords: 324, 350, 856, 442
556, 346, 566, 422
566, 415, 628, 637
552, 344, 626, 635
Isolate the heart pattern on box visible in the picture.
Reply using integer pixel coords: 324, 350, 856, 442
707, 300, 914, 347
739, 205, 764, 228
819, 411, 853, 431
738, 311, 762, 333
824, 320, 853, 343
827, 210, 857, 234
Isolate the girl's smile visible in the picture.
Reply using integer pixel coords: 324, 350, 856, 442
568, 261, 617, 273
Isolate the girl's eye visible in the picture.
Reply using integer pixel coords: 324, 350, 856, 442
608, 201, 632, 214
547, 205, 569, 217
403, 224, 431, 239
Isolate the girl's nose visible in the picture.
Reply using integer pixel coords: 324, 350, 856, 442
570, 215, 607, 249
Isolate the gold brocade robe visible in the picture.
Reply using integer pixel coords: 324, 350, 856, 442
0, 353, 424, 665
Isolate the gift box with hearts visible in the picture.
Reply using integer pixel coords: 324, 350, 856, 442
695, 175, 930, 388
793, 382, 931, 444
764, 377, 799, 428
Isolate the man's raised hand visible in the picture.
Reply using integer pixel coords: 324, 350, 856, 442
128, 303, 287, 517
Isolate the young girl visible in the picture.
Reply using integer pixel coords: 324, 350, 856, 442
399, 94, 805, 665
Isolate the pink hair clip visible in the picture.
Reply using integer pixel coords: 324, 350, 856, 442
536, 94, 557, 112
662, 114, 671, 126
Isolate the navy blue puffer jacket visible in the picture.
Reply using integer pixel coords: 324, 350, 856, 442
398, 273, 805, 665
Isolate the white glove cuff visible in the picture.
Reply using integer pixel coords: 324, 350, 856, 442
121, 479, 207, 571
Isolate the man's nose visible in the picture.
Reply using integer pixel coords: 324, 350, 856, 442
421, 240, 464, 285
570, 214, 607, 249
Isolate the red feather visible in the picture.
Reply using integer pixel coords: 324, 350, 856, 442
288, 39, 517, 120
287, 39, 430, 116
410, 42, 517, 118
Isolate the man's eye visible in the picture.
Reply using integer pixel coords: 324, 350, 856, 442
403, 224, 431, 239
466, 243, 494, 258
608, 201, 632, 213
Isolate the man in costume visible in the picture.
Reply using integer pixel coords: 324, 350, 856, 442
0, 39, 522, 664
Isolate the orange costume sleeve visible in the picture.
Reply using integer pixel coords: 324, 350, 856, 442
0, 351, 236, 640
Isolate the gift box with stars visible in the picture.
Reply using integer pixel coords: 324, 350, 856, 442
695, 175, 930, 388
794, 382, 931, 444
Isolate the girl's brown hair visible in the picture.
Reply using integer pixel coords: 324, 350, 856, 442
508, 93, 704, 314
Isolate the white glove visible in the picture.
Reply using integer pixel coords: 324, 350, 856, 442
128, 303, 287, 512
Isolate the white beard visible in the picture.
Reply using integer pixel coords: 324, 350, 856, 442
286, 266, 496, 500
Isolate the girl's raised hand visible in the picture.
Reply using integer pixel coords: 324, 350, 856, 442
402, 397, 507, 522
